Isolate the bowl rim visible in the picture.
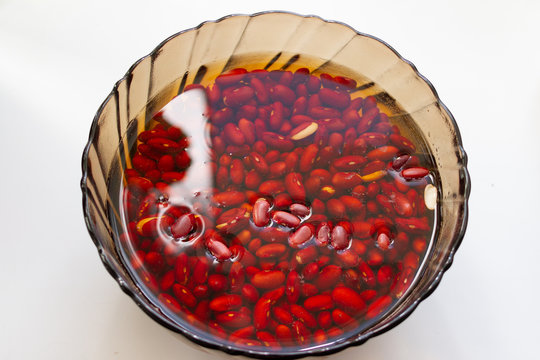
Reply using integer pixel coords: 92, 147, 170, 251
81, 10, 470, 359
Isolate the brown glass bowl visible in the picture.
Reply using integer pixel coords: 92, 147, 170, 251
81, 11, 470, 359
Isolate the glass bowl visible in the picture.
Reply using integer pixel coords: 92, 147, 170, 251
81, 11, 470, 359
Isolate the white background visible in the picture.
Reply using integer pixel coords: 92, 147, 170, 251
1, 0, 539, 359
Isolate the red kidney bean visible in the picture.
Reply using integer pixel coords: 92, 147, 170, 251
304, 295, 333, 312
268, 101, 285, 130
335, 249, 360, 268
402, 167, 429, 179
210, 294, 243, 312
160, 270, 175, 291
208, 274, 227, 292
210, 107, 234, 126
334, 75, 357, 90
301, 283, 319, 298
251, 270, 286, 290
286, 271, 301, 304
228, 159, 244, 186
357, 107, 379, 133
272, 306, 294, 324
273, 193, 291, 208
319, 88, 351, 109
256, 243, 287, 258
216, 311, 251, 329
302, 262, 320, 281
391, 191, 414, 217
237, 105, 257, 121
250, 77, 269, 104
222, 86, 254, 107
318, 311, 332, 329
315, 265, 342, 290
147, 137, 182, 154
237, 118, 256, 144
332, 155, 367, 171
223, 123, 245, 146
212, 191, 246, 208
275, 324, 292, 343
395, 217, 430, 232
175, 150, 191, 169
412, 237, 427, 253
289, 203, 310, 217
332, 309, 358, 327
215, 68, 246, 87
289, 224, 314, 248
290, 304, 317, 328
365, 295, 392, 319
172, 283, 197, 308
132, 154, 157, 173
292, 96, 308, 116
284, 172, 306, 200
390, 134, 416, 153
272, 211, 300, 228
313, 222, 330, 246
361, 132, 388, 147
157, 154, 175, 172
295, 246, 318, 265
290, 114, 314, 126
270, 84, 296, 106
241, 284, 259, 303
307, 106, 341, 120
291, 320, 311, 345
259, 227, 289, 243
304, 74, 320, 93
252, 198, 271, 227
392, 154, 410, 170
205, 237, 232, 261
257, 331, 280, 348
377, 232, 392, 250
262, 131, 294, 151
367, 146, 399, 161
332, 172, 363, 190
159, 293, 182, 313
342, 107, 361, 125
245, 170, 262, 189
319, 118, 346, 132
358, 262, 376, 288
331, 287, 366, 314
269, 161, 287, 178
228, 262, 245, 292
253, 300, 272, 330
377, 265, 394, 286
230, 325, 255, 340
170, 213, 195, 239
330, 225, 349, 250
138, 128, 169, 143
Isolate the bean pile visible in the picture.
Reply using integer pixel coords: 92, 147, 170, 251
119, 67, 433, 349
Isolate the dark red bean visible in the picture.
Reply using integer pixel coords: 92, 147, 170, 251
272, 211, 301, 228
402, 167, 429, 179
330, 225, 350, 250
252, 198, 271, 227
289, 203, 310, 217
289, 224, 314, 248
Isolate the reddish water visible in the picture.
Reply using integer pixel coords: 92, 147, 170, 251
112, 68, 436, 352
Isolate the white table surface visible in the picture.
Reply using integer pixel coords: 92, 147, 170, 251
1, 0, 539, 359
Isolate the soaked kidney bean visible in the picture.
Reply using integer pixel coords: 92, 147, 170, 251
116, 68, 435, 350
